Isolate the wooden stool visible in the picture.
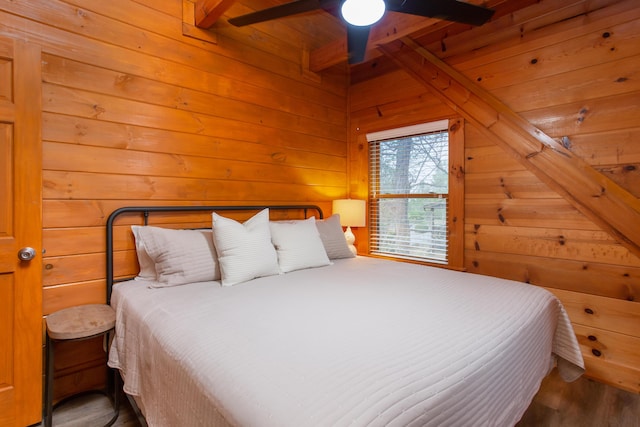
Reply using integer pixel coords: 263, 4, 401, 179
44, 304, 119, 427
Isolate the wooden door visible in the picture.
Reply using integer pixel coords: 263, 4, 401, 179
0, 37, 43, 426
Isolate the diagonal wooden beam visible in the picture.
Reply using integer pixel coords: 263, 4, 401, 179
195, 0, 236, 28
378, 37, 640, 259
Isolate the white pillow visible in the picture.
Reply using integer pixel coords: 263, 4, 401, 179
269, 217, 330, 273
134, 226, 220, 287
131, 225, 157, 281
315, 214, 355, 259
212, 209, 280, 286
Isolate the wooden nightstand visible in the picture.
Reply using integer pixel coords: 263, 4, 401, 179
44, 304, 119, 427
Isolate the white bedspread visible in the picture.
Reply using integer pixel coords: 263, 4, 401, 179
108, 257, 584, 427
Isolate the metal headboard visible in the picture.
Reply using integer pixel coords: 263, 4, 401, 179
105, 205, 324, 304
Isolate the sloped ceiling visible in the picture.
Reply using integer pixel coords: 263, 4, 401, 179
194, 0, 540, 71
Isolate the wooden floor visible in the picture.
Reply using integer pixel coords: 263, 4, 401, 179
43, 392, 141, 427
516, 370, 640, 427
46, 369, 639, 427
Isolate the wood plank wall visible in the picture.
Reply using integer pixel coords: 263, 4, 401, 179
348, 0, 640, 393
1, 0, 348, 400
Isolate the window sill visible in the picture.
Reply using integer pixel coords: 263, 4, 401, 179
360, 252, 466, 272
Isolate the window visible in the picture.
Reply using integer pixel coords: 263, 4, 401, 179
367, 119, 463, 267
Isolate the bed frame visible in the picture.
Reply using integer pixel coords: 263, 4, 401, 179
102, 205, 585, 427
105, 205, 323, 304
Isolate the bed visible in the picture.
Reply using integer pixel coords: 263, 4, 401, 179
105, 205, 584, 427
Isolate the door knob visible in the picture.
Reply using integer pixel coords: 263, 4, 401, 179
18, 247, 37, 261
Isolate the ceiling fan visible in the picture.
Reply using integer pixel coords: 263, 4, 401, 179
228, 0, 495, 64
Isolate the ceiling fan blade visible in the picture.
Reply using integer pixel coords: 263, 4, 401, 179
228, 0, 323, 27
347, 25, 371, 64
386, 0, 495, 26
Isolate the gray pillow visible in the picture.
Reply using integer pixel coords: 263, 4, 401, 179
135, 226, 220, 287
315, 214, 355, 259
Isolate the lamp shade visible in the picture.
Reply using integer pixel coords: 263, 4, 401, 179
332, 199, 366, 227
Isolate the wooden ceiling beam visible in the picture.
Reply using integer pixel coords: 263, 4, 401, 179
379, 37, 640, 259
309, 13, 439, 72
194, 0, 236, 28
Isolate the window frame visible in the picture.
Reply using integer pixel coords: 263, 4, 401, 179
366, 118, 464, 270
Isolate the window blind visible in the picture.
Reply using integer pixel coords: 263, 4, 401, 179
368, 126, 449, 263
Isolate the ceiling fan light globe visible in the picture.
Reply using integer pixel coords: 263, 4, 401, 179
341, 0, 386, 26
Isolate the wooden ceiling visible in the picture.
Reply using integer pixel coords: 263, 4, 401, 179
194, 0, 541, 74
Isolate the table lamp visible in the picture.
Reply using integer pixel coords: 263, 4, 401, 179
332, 199, 366, 256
